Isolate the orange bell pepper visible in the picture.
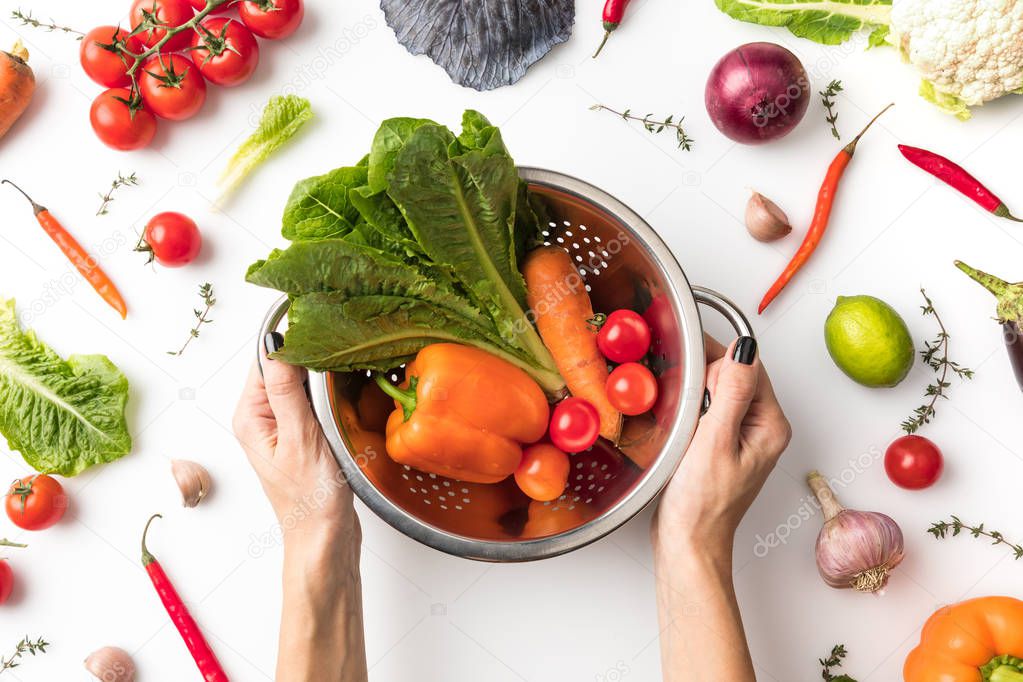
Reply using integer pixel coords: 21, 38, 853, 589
905, 597, 1023, 682
374, 343, 549, 484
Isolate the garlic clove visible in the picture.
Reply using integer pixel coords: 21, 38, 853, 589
171, 459, 212, 508
85, 646, 136, 682
745, 191, 792, 242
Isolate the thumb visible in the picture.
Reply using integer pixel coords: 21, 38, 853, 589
262, 332, 314, 441
704, 337, 759, 441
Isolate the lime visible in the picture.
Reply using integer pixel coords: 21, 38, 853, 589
824, 295, 914, 388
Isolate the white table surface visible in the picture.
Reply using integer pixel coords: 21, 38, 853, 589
2, 1, 1022, 680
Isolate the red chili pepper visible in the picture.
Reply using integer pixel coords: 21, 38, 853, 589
758, 104, 894, 314
592, 0, 632, 58
898, 144, 1021, 222
141, 514, 229, 682
3, 179, 128, 319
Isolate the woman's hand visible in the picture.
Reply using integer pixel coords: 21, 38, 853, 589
652, 335, 791, 557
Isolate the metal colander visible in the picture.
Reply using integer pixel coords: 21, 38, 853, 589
257, 168, 752, 562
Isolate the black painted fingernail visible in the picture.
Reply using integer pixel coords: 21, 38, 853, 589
733, 336, 757, 365
264, 331, 283, 355
701, 388, 711, 415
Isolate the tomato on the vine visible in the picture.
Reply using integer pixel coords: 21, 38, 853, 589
238, 0, 304, 39
0, 561, 12, 605
90, 88, 158, 151
596, 309, 651, 364
549, 397, 600, 453
515, 444, 570, 502
885, 435, 943, 490
138, 212, 202, 267
5, 475, 67, 531
606, 363, 658, 416
130, 0, 196, 52
189, 0, 234, 12
138, 54, 207, 121
190, 17, 260, 87
80, 26, 142, 88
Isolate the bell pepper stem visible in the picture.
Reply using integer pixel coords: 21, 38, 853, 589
374, 374, 418, 421
990, 666, 1023, 682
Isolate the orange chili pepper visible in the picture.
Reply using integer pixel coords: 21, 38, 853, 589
375, 343, 549, 484
4, 179, 127, 319
758, 103, 893, 314
904, 596, 1023, 682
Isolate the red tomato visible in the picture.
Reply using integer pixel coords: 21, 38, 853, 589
189, 0, 234, 12
596, 309, 652, 363
90, 88, 158, 151
549, 398, 600, 453
140, 212, 202, 266
515, 444, 570, 502
5, 475, 67, 531
130, 0, 196, 52
190, 17, 259, 87
80, 26, 143, 88
0, 561, 11, 605
885, 435, 943, 490
238, 0, 303, 39
138, 54, 207, 121
606, 363, 658, 416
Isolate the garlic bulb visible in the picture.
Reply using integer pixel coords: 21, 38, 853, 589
745, 191, 792, 242
85, 646, 136, 682
807, 471, 904, 593
171, 459, 211, 508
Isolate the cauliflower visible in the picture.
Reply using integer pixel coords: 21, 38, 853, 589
889, 0, 1023, 119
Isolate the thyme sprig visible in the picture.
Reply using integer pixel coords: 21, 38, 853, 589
901, 289, 974, 434
168, 283, 216, 356
0, 539, 26, 548
10, 10, 83, 38
0, 637, 49, 674
820, 80, 843, 139
820, 644, 857, 682
96, 172, 139, 217
928, 516, 1023, 560
590, 104, 694, 151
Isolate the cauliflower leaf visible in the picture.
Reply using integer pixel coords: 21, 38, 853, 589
918, 80, 972, 121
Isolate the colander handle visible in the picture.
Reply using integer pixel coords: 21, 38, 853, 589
691, 287, 754, 415
256, 295, 291, 378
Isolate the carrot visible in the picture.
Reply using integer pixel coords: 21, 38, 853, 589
0, 41, 35, 141
523, 246, 622, 443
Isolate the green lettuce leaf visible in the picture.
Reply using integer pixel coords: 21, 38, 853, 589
349, 187, 425, 258
714, 0, 892, 45
282, 166, 367, 241
367, 117, 435, 194
0, 299, 131, 476
919, 80, 972, 121
218, 95, 313, 205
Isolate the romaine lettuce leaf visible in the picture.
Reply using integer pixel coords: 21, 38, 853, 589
0, 299, 131, 476
714, 0, 892, 45
282, 166, 367, 241
367, 117, 435, 195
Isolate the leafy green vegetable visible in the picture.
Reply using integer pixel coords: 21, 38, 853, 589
0, 299, 131, 476
246, 110, 565, 394
714, 0, 892, 45
919, 80, 971, 121
217, 95, 313, 205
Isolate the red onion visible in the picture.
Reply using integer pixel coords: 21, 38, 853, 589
705, 42, 810, 145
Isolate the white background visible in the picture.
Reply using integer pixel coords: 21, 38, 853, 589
1, 0, 1022, 680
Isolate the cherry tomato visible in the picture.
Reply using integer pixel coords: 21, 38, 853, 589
238, 0, 304, 39
549, 398, 600, 453
130, 0, 196, 52
5, 475, 67, 531
189, 0, 234, 12
0, 561, 12, 605
596, 309, 652, 363
80, 26, 143, 88
190, 17, 259, 87
90, 88, 158, 151
606, 362, 658, 416
885, 435, 943, 490
515, 444, 570, 502
140, 212, 202, 266
138, 54, 207, 121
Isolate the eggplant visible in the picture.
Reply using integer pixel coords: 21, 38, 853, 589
956, 260, 1023, 392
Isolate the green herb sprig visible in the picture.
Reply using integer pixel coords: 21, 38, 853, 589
96, 172, 139, 217
168, 283, 216, 356
928, 516, 1023, 560
820, 80, 843, 139
820, 644, 857, 682
901, 289, 974, 434
0, 539, 26, 548
590, 104, 694, 151
10, 10, 82, 38
1, 637, 49, 674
